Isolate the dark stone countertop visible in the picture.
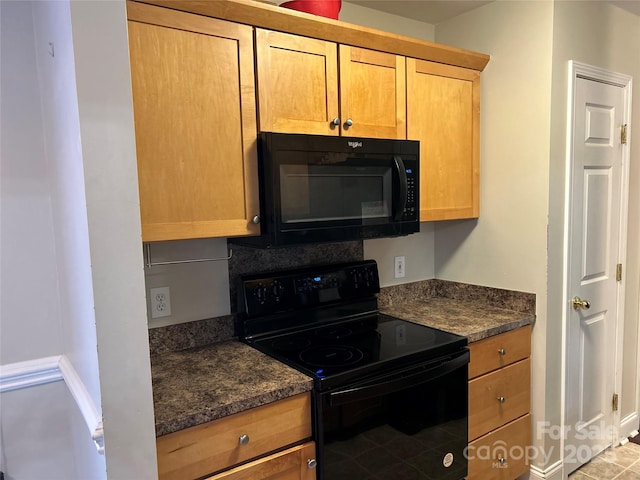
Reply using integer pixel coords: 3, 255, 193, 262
150, 280, 535, 438
380, 296, 534, 343
151, 341, 313, 437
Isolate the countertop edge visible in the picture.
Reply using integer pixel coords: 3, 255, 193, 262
155, 380, 313, 437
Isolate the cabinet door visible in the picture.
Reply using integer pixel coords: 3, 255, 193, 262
467, 415, 531, 480
468, 358, 531, 441
407, 59, 480, 221
256, 29, 339, 135
339, 46, 406, 139
127, 2, 259, 242
157, 393, 312, 480
208, 442, 317, 480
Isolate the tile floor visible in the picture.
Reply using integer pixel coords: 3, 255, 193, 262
568, 442, 640, 480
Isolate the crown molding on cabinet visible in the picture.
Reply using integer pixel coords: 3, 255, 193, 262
131, 0, 490, 71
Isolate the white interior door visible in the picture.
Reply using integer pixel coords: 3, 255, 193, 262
565, 66, 628, 474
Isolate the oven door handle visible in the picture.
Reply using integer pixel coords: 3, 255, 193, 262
328, 349, 469, 406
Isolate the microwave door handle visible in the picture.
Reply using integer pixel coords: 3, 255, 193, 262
393, 156, 408, 221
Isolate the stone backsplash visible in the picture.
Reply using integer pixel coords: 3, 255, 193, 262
149, 240, 535, 354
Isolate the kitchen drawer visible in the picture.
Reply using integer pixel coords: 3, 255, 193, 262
207, 442, 317, 480
157, 393, 312, 480
467, 414, 531, 480
468, 358, 530, 440
468, 326, 531, 379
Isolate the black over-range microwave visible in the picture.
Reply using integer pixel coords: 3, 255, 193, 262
233, 132, 420, 248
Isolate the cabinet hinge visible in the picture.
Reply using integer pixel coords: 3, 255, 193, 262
613, 393, 619, 412
621, 124, 628, 145
616, 263, 623, 282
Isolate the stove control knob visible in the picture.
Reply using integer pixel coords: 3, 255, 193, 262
239, 434, 250, 445
307, 458, 317, 469
254, 285, 268, 304
271, 280, 285, 298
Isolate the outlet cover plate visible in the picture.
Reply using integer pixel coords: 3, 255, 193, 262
150, 286, 171, 318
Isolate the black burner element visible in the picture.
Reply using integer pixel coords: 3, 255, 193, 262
300, 345, 364, 368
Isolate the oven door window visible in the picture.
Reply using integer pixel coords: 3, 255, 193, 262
279, 164, 392, 224
319, 363, 468, 480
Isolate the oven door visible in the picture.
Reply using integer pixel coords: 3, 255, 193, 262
316, 349, 469, 480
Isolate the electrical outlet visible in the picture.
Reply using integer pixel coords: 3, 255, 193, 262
394, 256, 406, 279
150, 286, 171, 319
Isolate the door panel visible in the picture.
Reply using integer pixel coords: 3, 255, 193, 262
566, 75, 624, 472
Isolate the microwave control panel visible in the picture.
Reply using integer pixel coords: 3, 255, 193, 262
403, 165, 418, 220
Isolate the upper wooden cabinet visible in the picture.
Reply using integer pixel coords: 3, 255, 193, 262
256, 29, 406, 139
127, 2, 260, 242
255, 29, 339, 135
407, 59, 480, 221
128, 0, 490, 237
339, 46, 406, 139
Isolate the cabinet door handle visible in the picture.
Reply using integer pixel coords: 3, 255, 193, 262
330, 117, 340, 127
251, 215, 260, 224
238, 434, 250, 445
307, 458, 317, 469
343, 118, 353, 129
498, 396, 506, 403
498, 348, 506, 355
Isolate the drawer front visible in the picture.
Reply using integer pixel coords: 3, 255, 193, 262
207, 442, 317, 480
157, 393, 312, 480
468, 326, 531, 379
469, 358, 530, 441
467, 414, 531, 480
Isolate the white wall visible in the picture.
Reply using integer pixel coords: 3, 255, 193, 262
67, 1, 157, 477
0, 2, 76, 478
0, 0, 63, 366
340, 1, 435, 41
1, 1, 158, 478
0, 383, 76, 480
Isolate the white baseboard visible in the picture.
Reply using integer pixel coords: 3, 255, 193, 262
529, 459, 564, 480
0, 355, 104, 454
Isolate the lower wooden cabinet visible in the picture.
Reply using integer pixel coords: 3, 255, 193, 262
467, 327, 532, 480
207, 442, 317, 480
156, 393, 312, 480
467, 414, 531, 480
468, 358, 531, 440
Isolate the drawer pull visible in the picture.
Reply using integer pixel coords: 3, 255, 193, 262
498, 456, 506, 464
498, 396, 506, 403
498, 348, 506, 355
307, 458, 317, 469
238, 434, 250, 446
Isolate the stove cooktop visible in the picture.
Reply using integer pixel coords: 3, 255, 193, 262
247, 312, 467, 389
238, 260, 467, 389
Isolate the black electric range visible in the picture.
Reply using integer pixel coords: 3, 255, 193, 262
238, 260, 469, 480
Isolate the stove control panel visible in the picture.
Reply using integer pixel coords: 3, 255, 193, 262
239, 260, 380, 317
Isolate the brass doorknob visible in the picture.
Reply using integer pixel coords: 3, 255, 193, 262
572, 296, 591, 311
